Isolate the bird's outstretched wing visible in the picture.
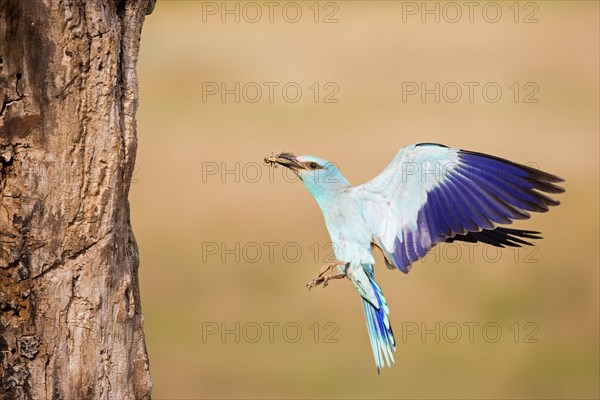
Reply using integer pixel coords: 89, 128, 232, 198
352, 143, 564, 273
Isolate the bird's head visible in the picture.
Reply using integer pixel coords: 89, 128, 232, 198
265, 152, 350, 199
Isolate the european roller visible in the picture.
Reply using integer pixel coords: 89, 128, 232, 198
265, 143, 564, 373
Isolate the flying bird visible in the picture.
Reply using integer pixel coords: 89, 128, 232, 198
265, 143, 564, 373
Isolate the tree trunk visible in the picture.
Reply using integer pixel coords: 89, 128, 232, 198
0, 1, 155, 398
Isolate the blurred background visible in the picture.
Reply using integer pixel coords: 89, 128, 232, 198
132, 1, 599, 398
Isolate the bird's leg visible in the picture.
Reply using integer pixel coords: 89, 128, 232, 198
306, 261, 347, 290
322, 273, 346, 288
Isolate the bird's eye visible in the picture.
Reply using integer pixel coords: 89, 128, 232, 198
308, 162, 319, 170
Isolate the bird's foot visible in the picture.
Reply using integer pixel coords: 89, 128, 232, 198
306, 261, 347, 290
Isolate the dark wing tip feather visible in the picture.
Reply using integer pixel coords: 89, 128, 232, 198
499, 228, 542, 238
524, 177, 565, 194
446, 227, 543, 247
459, 149, 565, 188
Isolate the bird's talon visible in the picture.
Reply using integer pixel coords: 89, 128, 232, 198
306, 261, 348, 290
306, 277, 325, 290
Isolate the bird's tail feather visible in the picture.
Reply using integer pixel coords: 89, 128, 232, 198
361, 277, 396, 373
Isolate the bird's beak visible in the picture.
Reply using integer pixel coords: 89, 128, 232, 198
264, 152, 305, 171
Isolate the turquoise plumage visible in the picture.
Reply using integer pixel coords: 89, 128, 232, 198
265, 143, 564, 372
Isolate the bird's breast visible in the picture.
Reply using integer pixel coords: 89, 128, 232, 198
320, 199, 375, 265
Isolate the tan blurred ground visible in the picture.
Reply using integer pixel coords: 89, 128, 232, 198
133, 1, 599, 398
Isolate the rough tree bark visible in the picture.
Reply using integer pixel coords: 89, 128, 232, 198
0, 1, 155, 398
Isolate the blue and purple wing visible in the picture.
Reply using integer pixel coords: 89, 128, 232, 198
353, 143, 565, 273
